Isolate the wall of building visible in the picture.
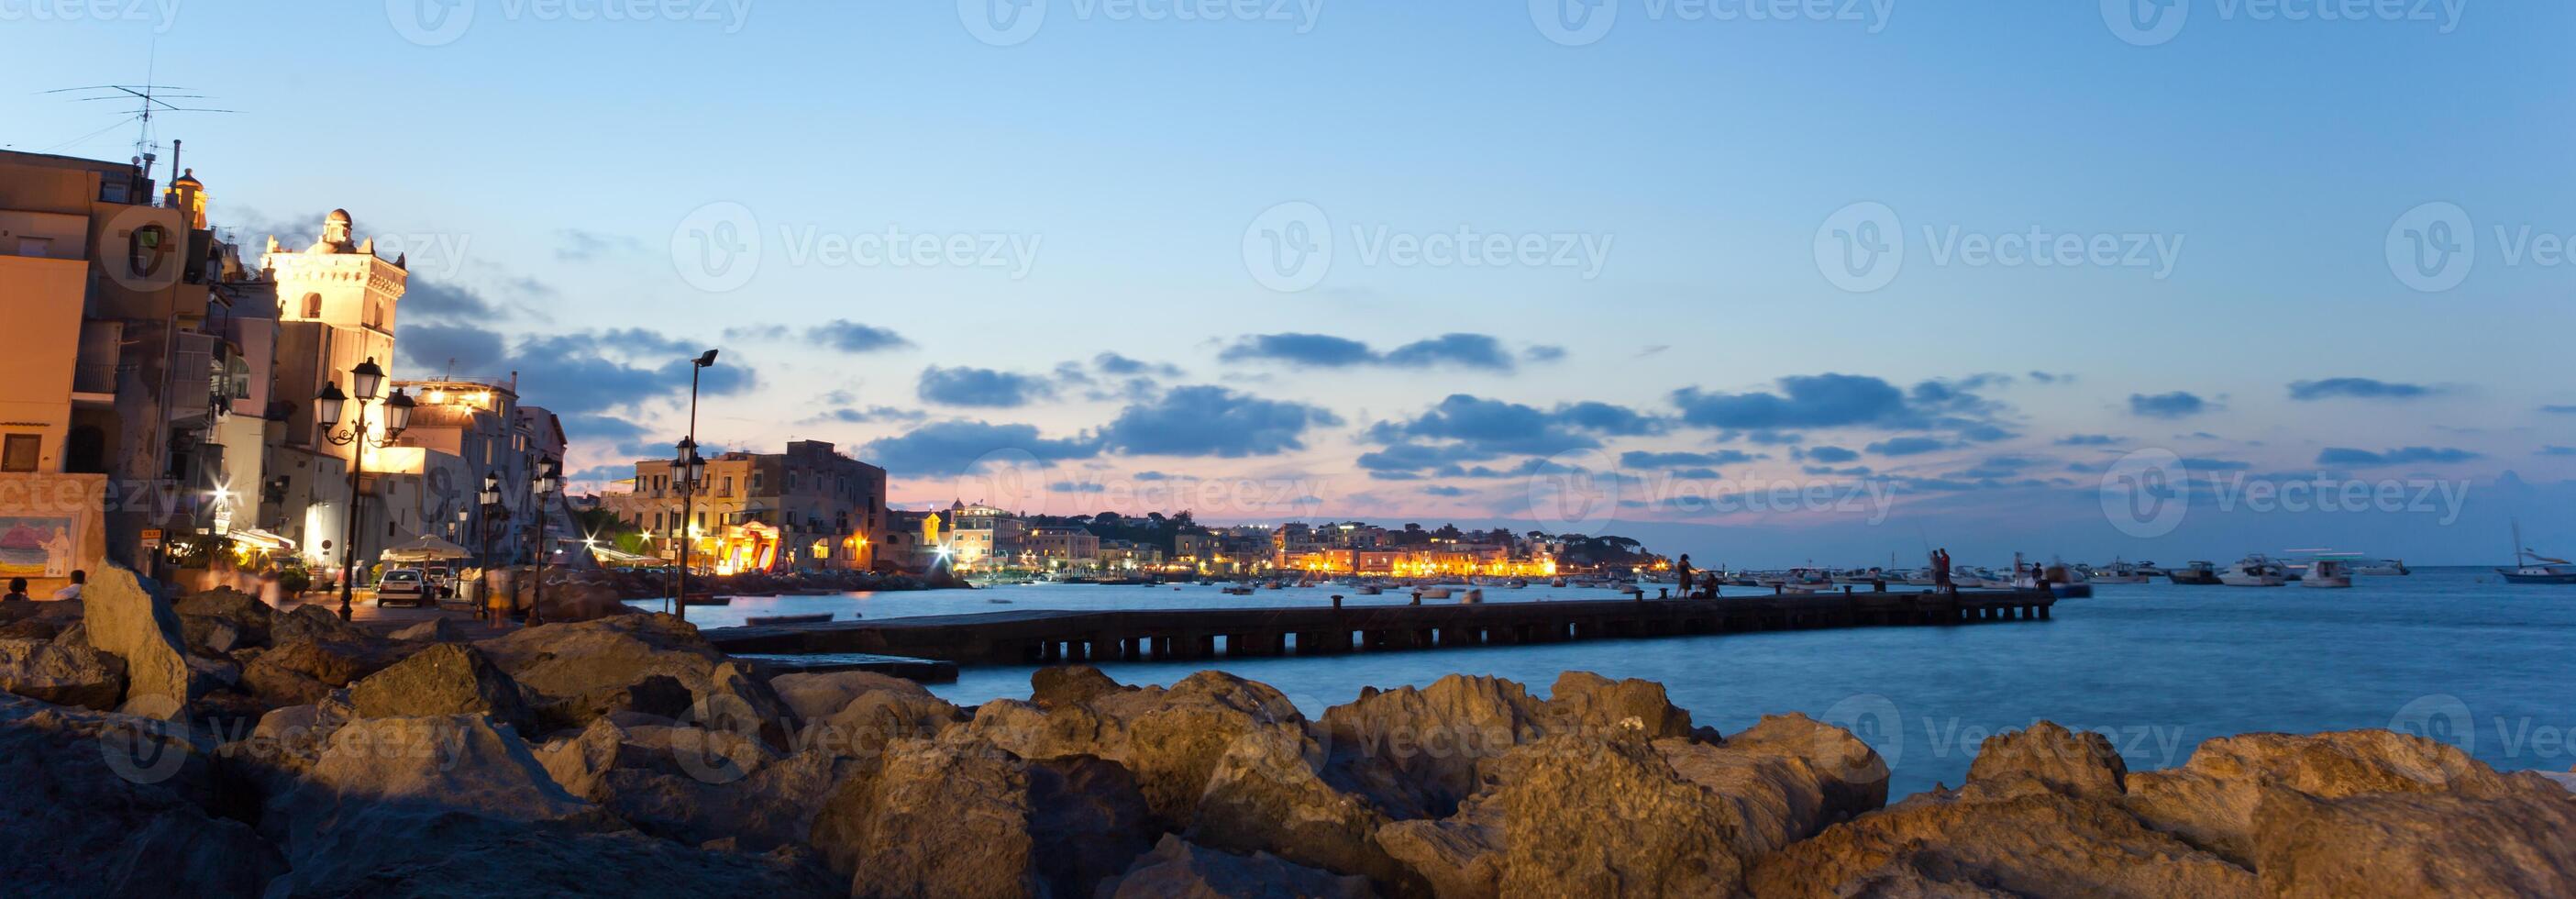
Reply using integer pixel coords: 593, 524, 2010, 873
0, 472, 109, 595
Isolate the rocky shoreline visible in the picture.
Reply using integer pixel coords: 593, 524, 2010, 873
4, 567, 2573, 896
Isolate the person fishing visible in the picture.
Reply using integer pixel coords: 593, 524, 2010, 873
1929, 549, 1955, 595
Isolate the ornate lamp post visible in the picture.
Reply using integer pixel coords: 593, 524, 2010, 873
527, 460, 560, 627
314, 358, 414, 621
670, 438, 705, 620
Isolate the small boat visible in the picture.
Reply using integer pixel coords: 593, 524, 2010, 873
2219, 556, 2289, 587
2088, 559, 2151, 584
1415, 587, 1454, 600
1506, 579, 1529, 589
2300, 559, 2354, 589
2350, 559, 2411, 576
1222, 585, 1256, 596
744, 612, 834, 626
1461, 589, 1485, 605
1549, 577, 1568, 588
1355, 584, 1383, 595
2167, 561, 2223, 585
986, 597, 1015, 605
2498, 522, 2576, 584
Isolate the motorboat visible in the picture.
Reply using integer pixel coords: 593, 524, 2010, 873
1415, 587, 1454, 600
2300, 559, 2354, 588
1355, 584, 1383, 595
2167, 561, 2223, 585
2219, 556, 2289, 587
2351, 559, 2411, 576
2498, 522, 2576, 583
2088, 560, 2152, 584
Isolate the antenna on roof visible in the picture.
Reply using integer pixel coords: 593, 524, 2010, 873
42, 53, 241, 163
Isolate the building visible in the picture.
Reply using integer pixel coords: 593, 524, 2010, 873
602, 440, 886, 573
0, 148, 264, 590
260, 209, 410, 578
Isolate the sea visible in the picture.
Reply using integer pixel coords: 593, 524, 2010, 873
642, 567, 2576, 795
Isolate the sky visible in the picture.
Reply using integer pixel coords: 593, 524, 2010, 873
6, 0, 2573, 565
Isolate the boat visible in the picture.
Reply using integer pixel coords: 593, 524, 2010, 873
2351, 559, 2411, 576
1355, 584, 1383, 595
2498, 522, 2576, 584
1221, 585, 1256, 596
2088, 559, 2152, 584
1415, 587, 1454, 600
744, 612, 835, 626
2218, 555, 2289, 587
2300, 559, 2354, 589
2167, 561, 2223, 585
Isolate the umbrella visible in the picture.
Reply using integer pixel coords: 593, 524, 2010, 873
381, 534, 471, 562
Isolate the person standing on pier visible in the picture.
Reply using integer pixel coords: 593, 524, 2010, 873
1930, 549, 1954, 595
1675, 554, 1694, 597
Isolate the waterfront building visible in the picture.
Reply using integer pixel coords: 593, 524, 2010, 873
603, 440, 885, 573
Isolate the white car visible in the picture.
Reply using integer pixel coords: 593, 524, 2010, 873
376, 568, 431, 607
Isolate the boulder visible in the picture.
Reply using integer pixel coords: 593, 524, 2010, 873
1744, 784, 2257, 898
1718, 713, 1893, 822
475, 614, 794, 739
0, 637, 125, 709
534, 580, 633, 623
967, 670, 1304, 828
1374, 797, 1507, 898
1030, 664, 1125, 707
1967, 721, 2128, 802
811, 736, 1155, 898
78, 567, 196, 717
389, 616, 465, 642
238, 638, 389, 708
178, 615, 242, 656
0, 695, 285, 897
2121, 728, 2537, 866
1190, 723, 1419, 892
348, 643, 536, 734
271, 603, 375, 647
1491, 734, 1749, 897
1546, 671, 1694, 739
2250, 786, 2576, 895
769, 669, 933, 721
1320, 675, 1551, 817
175, 588, 273, 648
1102, 834, 1378, 899
536, 716, 850, 851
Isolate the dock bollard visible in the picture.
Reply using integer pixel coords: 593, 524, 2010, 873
1410, 593, 1423, 605
1658, 588, 1669, 599
1331, 594, 1343, 609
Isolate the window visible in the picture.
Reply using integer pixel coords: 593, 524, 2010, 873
127, 225, 171, 280
302, 294, 324, 317
1, 435, 39, 472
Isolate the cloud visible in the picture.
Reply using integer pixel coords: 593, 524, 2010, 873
918, 366, 1056, 408
1367, 394, 1663, 459
811, 321, 914, 354
1802, 445, 1860, 463
2056, 434, 2117, 446
1524, 345, 1567, 363
1552, 401, 1667, 437
1422, 485, 1470, 497
2288, 378, 2441, 401
554, 228, 646, 261
402, 281, 502, 323
1100, 385, 1343, 458
858, 421, 1104, 476
2316, 446, 2482, 466
1671, 374, 1912, 429
2180, 457, 2251, 472
558, 413, 655, 458
1093, 352, 1182, 378
2544, 405, 2576, 415
2539, 446, 2576, 457
1357, 442, 1498, 472
804, 405, 929, 426
1218, 332, 1552, 372
1047, 481, 1106, 494
1620, 450, 1755, 469
403, 325, 757, 418
394, 322, 509, 374
2128, 392, 2207, 419
1866, 437, 1949, 457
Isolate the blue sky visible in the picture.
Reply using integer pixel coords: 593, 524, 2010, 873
8, 0, 2572, 563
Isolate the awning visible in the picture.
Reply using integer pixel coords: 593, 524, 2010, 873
231, 528, 297, 551
381, 533, 471, 561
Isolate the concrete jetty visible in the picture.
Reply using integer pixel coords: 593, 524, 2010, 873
704, 588, 2058, 666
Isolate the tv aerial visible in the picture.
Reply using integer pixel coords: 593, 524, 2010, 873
39, 82, 239, 172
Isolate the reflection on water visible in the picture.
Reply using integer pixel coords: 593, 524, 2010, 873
656, 570, 2576, 794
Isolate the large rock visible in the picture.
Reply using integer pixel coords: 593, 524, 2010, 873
968, 670, 1304, 828
810, 736, 1155, 898
535, 579, 634, 623
1490, 734, 1751, 897
1718, 712, 1893, 822
1969, 721, 2128, 801
238, 638, 392, 708
1102, 834, 1378, 899
271, 603, 375, 647
772, 670, 960, 760
175, 587, 273, 649
2250, 786, 2576, 895
1546, 671, 1694, 739
389, 616, 465, 642
0, 637, 124, 709
348, 643, 536, 734
1030, 664, 1125, 708
0, 695, 284, 897
536, 716, 854, 851
1745, 784, 2257, 898
1320, 675, 1550, 817
79, 567, 195, 717
1190, 722, 1420, 892
2121, 728, 2540, 866
475, 614, 794, 739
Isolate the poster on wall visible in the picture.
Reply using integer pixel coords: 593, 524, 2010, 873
0, 516, 80, 578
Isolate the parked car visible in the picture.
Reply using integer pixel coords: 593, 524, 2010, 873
376, 568, 431, 607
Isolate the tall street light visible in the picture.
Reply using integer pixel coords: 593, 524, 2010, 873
315, 358, 414, 622
670, 437, 706, 619
527, 460, 561, 627
672, 349, 717, 621
477, 472, 503, 625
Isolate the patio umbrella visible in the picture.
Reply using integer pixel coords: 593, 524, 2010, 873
381, 534, 471, 562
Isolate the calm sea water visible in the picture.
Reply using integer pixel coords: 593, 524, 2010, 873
654, 569, 2576, 794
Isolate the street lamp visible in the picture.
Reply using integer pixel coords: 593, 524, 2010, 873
527, 460, 560, 627
670, 437, 703, 618
477, 472, 503, 624
315, 358, 413, 621
671, 348, 716, 621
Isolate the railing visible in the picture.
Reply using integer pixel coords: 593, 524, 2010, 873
73, 363, 118, 394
